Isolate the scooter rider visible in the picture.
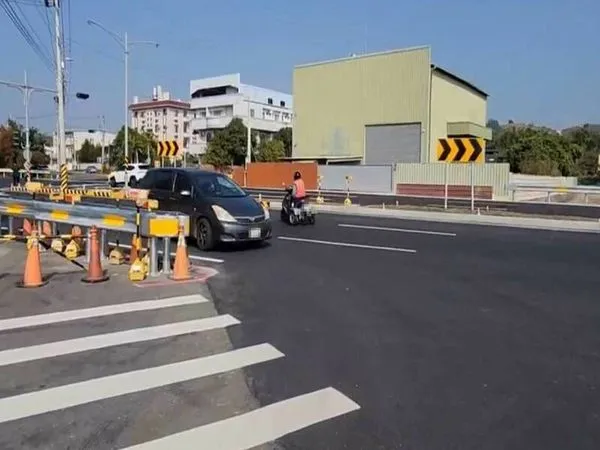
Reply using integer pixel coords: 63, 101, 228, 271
291, 171, 306, 207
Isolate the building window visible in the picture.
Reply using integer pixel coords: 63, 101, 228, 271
163, 108, 167, 115
183, 122, 189, 133
183, 137, 190, 148
280, 100, 285, 107
154, 125, 159, 132
250, 109, 255, 118
174, 124, 179, 133
267, 98, 273, 105
133, 111, 138, 118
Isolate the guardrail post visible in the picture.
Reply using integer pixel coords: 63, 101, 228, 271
100, 229, 107, 261
162, 237, 171, 275
85, 228, 91, 264
149, 237, 159, 277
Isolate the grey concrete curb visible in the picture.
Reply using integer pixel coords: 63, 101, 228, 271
268, 201, 600, 234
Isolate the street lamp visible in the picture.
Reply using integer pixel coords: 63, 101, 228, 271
86, 19, 158, 176
0, 72, 89, 179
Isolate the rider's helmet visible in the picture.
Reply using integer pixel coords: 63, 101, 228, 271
293, 171, 301, 180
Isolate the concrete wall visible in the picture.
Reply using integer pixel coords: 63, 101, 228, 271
429, 70, 488, 162
318, 165, 394, 193
394, 163, 510, 199
293, 47, 431, 160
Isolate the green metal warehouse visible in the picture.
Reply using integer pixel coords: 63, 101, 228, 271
291, 46, 492, 164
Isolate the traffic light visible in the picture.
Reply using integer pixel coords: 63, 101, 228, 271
12, 129, 20, 149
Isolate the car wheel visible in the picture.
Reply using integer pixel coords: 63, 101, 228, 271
109, 177, 116, 187
308, 215, 316, 225
128, 176, 137, 187
195, 218, 215, 251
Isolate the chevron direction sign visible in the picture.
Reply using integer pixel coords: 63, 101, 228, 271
157, 140, 179, 157
436, 138, 484, 163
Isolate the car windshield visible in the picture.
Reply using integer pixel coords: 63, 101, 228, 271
193, 174, 247, 198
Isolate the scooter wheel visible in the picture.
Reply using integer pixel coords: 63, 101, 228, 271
308, 215, 315, 225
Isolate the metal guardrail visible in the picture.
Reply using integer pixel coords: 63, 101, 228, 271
508, 184, 600, 204
0, 193, 190, 277
0, 194, 189, 236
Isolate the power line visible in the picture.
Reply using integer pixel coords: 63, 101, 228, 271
0, 0, 54, 72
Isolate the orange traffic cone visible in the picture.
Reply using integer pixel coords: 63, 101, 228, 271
129, 234, 139, 263
17, 229, 47, 288
42, 221, 52, 238
82, 226, 109, 283
71, 225, 82, 245
22, 218, 32, 236
169, 226, 191, 281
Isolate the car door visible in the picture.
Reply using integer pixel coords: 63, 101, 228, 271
146, 170, 175, 210
171, 173, 196, 217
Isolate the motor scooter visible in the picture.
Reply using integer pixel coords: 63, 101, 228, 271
280, 186, 316, 225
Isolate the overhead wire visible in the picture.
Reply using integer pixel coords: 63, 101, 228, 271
0, 0, 54, 72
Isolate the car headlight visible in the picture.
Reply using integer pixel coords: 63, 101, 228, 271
212, 205, 237, 223
263, 207, 270, 220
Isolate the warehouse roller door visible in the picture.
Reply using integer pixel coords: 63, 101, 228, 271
364, 123, 421, 164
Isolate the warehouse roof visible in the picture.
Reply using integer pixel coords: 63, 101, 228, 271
295, 46, 488, 99
431, 65, 488, 98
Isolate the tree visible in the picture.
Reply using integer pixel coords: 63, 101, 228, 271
203, 118, 257, 168
255, 139, 285, 162
111, 126, 157, 167
78, 139, 102, 163
495, 126, 581, 176
274, 127, 292, 157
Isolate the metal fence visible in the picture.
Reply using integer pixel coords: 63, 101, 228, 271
394, 163, 511, 199
318, 165, 394, 193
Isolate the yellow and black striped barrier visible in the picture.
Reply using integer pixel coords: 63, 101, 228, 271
59, 164, 68, 193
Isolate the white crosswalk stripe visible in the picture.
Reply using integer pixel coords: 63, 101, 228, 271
0, 315, 240, 367
0, 295, 360, 448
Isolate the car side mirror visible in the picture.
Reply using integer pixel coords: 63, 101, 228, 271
180, 190, 191, 197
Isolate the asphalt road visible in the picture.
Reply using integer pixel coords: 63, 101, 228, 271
198, 213, 600, 449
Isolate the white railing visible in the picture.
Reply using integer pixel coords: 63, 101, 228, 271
509, 184, 600, 205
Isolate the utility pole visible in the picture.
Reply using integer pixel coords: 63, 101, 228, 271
124, 31, 129, 165
50, 0, 67, 190
246, 98, 252, 165
23, 71, 31, 175
100, 115, 106, 167
0, 76, 56, 181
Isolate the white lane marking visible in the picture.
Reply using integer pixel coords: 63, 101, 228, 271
338, 223, 456, 236
0, 315, 239, 367
123, 387, 360, 449
0, 343, 284, 424
0, 295, 208, 332
277, 236, 416, 253
108, 241, 224, 264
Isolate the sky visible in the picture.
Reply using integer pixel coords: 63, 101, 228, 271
0, 0, 599, 134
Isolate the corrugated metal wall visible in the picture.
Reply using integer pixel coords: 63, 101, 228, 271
293, 47, 431, 160
319, 165, 394, 193
364, 123, 421, 164
394, 163, 510, 199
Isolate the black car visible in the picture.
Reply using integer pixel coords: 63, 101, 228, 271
137, 168, 272, 250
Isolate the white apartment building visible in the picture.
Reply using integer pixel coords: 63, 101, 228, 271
189, 73, 293, 154
129, 86, 192, 154
50, 129, 116, 167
